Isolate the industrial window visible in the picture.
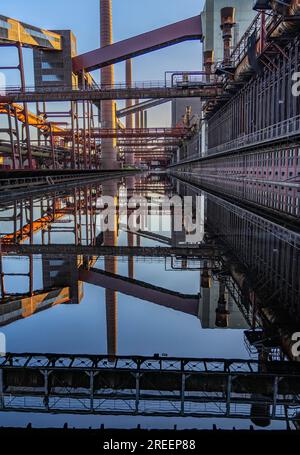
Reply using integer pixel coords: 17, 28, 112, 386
42, 74, 63, 82
0, 19, 11, 29
25, 27, 60, 43
42, 61, 64, 70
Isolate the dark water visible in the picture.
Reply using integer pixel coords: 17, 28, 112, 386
0, 173, 299, 430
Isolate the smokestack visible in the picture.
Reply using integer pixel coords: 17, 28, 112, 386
100, 0, 118, 169
220, 7, 236, 65
125, 59, 134, 166
203, 50, 214, 82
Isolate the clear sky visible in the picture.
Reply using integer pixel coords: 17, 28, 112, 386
1, 0, 205, 126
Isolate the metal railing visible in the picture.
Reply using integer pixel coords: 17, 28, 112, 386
0, 76, 223, 96
1, 354, 300, 421
208, 115, 300, 156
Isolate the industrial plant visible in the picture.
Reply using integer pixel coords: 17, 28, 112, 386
0, 0, 299, 441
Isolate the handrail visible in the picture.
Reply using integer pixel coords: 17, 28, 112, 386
208, 115, 300, 155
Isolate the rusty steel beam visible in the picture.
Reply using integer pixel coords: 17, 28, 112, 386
73, 15, 203, 73
0, 85, 224, 103
118, 140, 180, 146
0, 103, 64, 134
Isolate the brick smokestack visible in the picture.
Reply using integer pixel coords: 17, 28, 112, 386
100, 0, 118, 169
125, 59, 134, 166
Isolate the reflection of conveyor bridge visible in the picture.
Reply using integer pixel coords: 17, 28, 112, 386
79, 267, 199, 314
1, 353, 300, 424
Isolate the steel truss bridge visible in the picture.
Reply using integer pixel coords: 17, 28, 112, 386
0, 83, 225, 103
1, 354, 300, 423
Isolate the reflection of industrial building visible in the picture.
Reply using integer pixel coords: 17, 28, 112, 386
176, 178, 300, 361
42, 256, 84, 305
0, 175, 299, 357
0, 174, 299, 426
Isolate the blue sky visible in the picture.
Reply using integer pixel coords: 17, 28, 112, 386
1, 0, 205, 126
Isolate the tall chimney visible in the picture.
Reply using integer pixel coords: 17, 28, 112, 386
125, 59, 134, 166
220, 7, 236, 65
100, 0, 118, 169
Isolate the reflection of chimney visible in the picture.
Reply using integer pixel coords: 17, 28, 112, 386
215, 278, 230, 328
103, 180, 118, 357
203, 50, 214, 82
125, 59, 134, 166
100, 0, 118, 169
220, 7, 236, 65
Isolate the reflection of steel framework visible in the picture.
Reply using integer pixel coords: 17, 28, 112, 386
1, 245, 221, 259
54, 127, 192, 139
1, 354, 300, 423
